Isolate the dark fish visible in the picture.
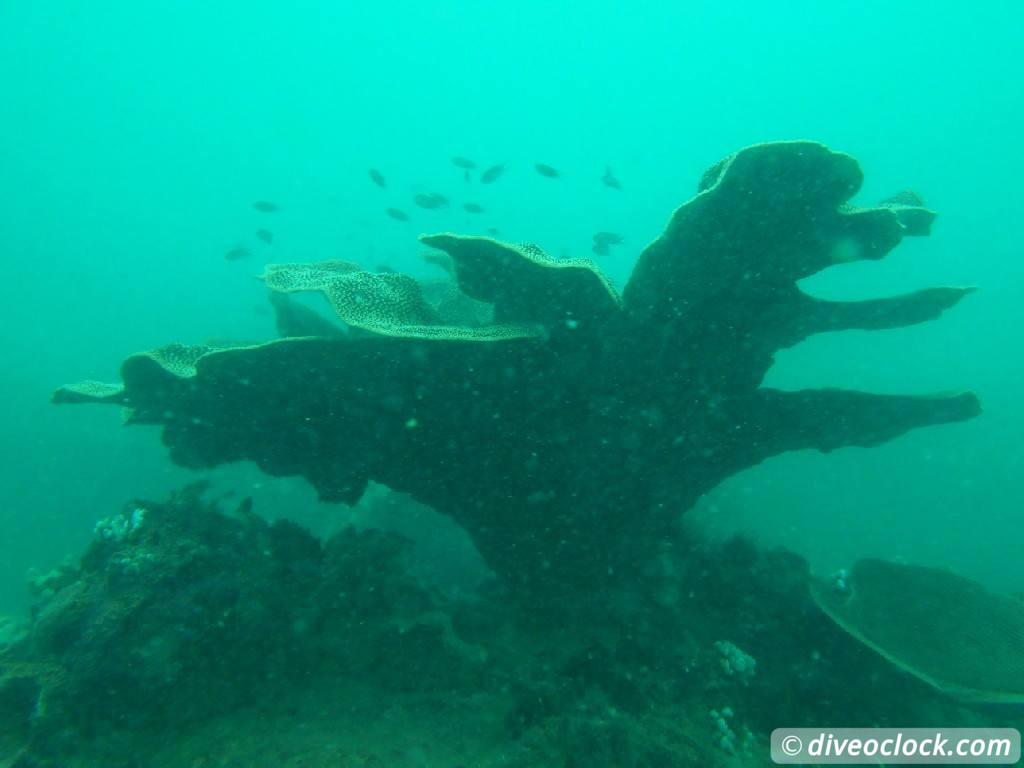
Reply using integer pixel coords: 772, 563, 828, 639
376, 264, 396, 273
591, 242, 610, 256
255, 229, 274, 244
480, 164, 505, 184
369, 168, 387, 188
252, 201, 278, 213
463, 203, 484, 214
452, 156, 476, 170
535, 163, 560, 178
414, 192, 449, 209
879, 189, 925, 207
592, 231, 624, 246
225, 246, 251, 261
601, 167, 621, 189
385, 208, 410, 221
486, 227, 501, 236
464, 170, 471, 182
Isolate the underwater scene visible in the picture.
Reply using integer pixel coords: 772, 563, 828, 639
1, 2, 1022, 766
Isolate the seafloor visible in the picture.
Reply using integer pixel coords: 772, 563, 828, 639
2, 485, 1019, 767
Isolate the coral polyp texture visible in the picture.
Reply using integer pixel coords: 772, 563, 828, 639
55, 141, 979, 597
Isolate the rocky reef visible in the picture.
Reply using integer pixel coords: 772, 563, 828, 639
54, 142, 979, 602
3, 487, 1014, 767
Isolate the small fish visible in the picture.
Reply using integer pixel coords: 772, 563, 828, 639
591, 242, 610, 257
463, 203, 484, 214
486, 227, 501, 236
369, 168, 387, 188
376, 264, 396, 273
535, 163, 560, 178
464, 170, 471, 182
385, 208, 410, 221
414, 193, 449, 209
592, 231, 624, 246
225, 246, 251, 261
252, 201, 278, 213
480, 164, 505, 184
255, 229, 274, 244
601, 167, 621, 189
452, 156, 476, 170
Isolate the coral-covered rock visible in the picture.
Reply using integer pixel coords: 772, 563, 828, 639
1, 489, 1013, 767
0, 486, 485, 763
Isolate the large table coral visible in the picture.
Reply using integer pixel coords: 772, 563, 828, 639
55, 142, 979, 597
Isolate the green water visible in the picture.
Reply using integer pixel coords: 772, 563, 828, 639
0, 1, 1019, 614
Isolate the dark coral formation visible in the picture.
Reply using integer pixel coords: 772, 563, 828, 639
54, 141, 979, 598
812, 558, 1024, 702
2, 489, 1008, 767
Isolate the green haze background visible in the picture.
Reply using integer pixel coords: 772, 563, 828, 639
0, 1, 1020, 610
